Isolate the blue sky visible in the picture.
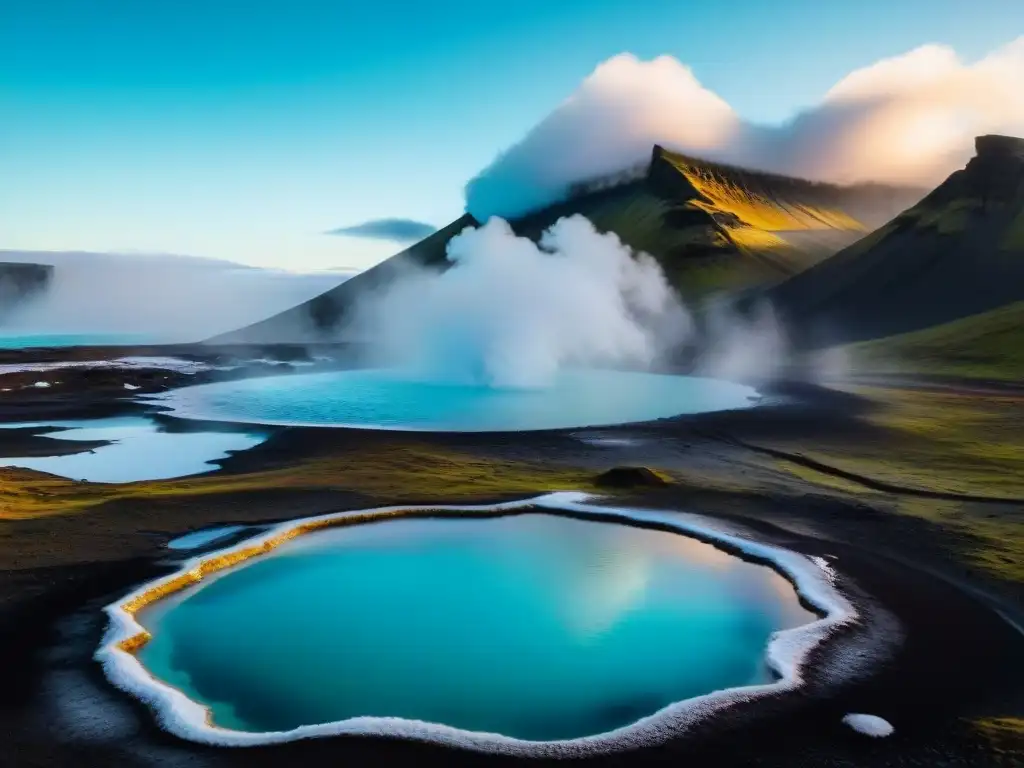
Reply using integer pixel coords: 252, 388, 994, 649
2, 0, 1021, 271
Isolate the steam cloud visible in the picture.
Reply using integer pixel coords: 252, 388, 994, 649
696, 298, 788, 384
0, 251, 346, 342
355, 215, 791, 387
467, 38, 1024, 218
356, 215, 689, 387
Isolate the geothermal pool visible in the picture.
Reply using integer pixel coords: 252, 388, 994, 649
0, 417, 266, 483
154, 368, 759, 431
132, 513, 815, 740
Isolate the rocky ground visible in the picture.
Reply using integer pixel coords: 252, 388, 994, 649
0, 345, 1022, 767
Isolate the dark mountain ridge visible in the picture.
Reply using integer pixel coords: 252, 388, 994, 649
771, 134, 1024, 348
210, 149, 923, 345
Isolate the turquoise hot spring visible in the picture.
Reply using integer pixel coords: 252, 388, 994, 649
98, 497, 846, 750
154, 367, 760, 431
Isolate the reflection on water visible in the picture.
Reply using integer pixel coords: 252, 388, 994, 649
137, 514, 816, 740
0, 417, 265, 483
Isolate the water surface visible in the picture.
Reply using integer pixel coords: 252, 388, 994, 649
138, 514, 815, 740
0, 417, 265, 482
168, 526, 249, 551
156, 368, 758, 431
0, 333, 170, 349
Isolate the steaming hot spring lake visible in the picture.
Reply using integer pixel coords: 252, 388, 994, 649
131, 512, 816, 740
155, 367, 759, 431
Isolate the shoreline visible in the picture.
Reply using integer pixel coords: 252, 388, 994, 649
97, 492, 864, 755
3, 484, 1021, 766
1, 344, 1022, 765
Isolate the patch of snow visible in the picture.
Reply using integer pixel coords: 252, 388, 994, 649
115, 357, 232, 373
123, 384, 141, 391
571, 432, 640, 447
32, 381, 51, 388
842, 713, 894, 737
0, 356, 233, 377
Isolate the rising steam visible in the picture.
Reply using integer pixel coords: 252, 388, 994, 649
467, 38, 1024, 218
354, 215, 792, 387
354, 215, 689, 387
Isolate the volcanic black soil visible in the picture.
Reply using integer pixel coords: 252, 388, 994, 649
0, 347, 1022, 767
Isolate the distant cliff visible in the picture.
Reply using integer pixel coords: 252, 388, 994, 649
0, 262, 54, 322
772, 134, 1024, 347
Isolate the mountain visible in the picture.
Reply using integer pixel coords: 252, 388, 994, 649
209, 215, 479, 344
849, 300, 1024, 382
571, 147, 921, 300
210, 148, 922, 345
0, 262, 53, 322
771, 135, 1024, 348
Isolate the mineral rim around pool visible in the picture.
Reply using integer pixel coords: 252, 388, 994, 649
152, 368, 759, 431
132, 513, 816, 741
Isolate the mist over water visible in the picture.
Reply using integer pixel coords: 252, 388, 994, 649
154, 212, 787, 432
353, 215, 688, 388
353, 214, 790, 388
695, 298, 789, 383
0, 251, 345, 342
2, 219, 801, 387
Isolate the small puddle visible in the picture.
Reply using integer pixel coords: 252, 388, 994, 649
0, 417, 266, 483
167, 526, 250, 551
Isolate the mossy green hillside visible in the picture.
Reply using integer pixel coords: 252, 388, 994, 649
849, 301, 1024, 381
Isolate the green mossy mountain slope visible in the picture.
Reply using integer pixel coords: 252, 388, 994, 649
850, 300, 1024, 381
211, 148, 921, 344
772, 135, 1024, 348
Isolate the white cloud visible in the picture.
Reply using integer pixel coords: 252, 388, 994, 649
0, 251, 347, 342
466, 39, 1024, 218
352, 214, 796, 387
